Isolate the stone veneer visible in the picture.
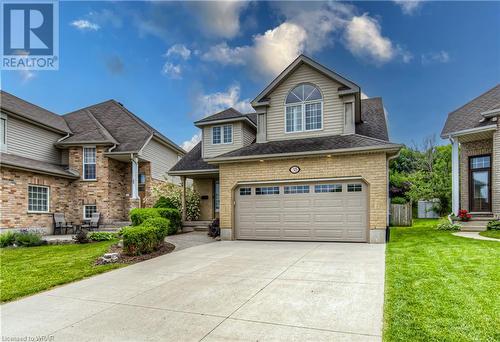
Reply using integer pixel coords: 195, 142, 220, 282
218, 152, 389, 242
0, 146, 160, 234
459, 139, 493, 212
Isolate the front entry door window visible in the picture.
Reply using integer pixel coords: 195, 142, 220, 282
470, 155, 491, 212
214, 180, 220, 213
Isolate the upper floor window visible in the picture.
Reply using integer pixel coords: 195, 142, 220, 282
212, 125, 233, 144
285, 84, 323, 133
83, 147, 97, 180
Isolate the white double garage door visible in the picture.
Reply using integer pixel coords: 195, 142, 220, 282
235, 180, 368, 242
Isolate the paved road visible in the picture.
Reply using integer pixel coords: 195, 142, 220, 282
1, 240, 386, 341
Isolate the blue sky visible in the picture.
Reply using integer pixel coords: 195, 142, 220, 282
2, 1, 499, 150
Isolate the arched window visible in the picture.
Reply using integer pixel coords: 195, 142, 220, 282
285, 83, 323, 133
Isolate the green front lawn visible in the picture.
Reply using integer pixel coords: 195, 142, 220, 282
479, 230, 500, 239
0, 241, 124, 302
384, 219, 500, 341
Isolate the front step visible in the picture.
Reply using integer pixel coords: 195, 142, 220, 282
182, 221, 211, 231
458, 219, 490, 232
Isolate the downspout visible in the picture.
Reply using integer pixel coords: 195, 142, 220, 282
108, 144, 117, 152
57, 133, 71, 142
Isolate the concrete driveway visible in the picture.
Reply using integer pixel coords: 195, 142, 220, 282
1, 241, 385, 341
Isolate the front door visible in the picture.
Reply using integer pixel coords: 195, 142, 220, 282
469, 155, 491, 212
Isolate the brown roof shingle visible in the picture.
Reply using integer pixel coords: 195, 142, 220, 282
0, 152, 79, 178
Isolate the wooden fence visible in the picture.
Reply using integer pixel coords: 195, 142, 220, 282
390, 202, 413, 227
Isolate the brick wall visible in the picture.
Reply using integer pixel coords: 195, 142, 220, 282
218, 152, 389, 239
459, 139, 493, 211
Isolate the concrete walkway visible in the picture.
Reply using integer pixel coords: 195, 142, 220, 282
166, 231, 216, 251
453, 231, 500, 242
1, 241, 385, 341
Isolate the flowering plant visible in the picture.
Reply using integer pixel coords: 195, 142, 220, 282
458, 209, 472, 222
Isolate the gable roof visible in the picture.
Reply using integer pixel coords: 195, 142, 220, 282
0, 90, 71, 133
194, 108, 257, 128
59, 100, 185, 154
356, 98, 389, 141
169, 142, 218, 174
441, 84, 500, 137
252, 54, 360, 106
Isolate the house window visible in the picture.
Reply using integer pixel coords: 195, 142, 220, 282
28, 185, 49, 212
284, 185, 310, 194
83, 147, 96, 180
0, 116, 6, 151
223, 125, 232, 143
212, 126, 221, 144
239, 187, 251, 196
214, 180, 220, 212
285, 83, 322, 133
344, 102, 354, 133
256, 186, 280, 195
347, 183, 362, 192
315, 184, 342, 193
471, 156, 490, 169
83, 205, 97, 220
138, 173, 146, 192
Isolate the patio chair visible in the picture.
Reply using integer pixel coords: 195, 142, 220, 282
53, 213, 74, 235
81, 212, 100, 231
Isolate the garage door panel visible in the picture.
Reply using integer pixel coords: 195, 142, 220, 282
235, 181, 367, 242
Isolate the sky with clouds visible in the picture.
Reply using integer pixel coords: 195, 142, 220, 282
2, 1, 499, 151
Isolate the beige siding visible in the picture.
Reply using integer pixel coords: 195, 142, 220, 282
5, 115, 62, 163
202, 122, 244, 158
492, 121, 500, 215
265, 64, 344, 141
257, 114, 266, 143
242, 123, 255, 146
141, 137, 181, 184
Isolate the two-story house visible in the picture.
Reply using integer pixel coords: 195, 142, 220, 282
441, 85, 500, 226
0, 91, 185, 234
170, 55, 402, 243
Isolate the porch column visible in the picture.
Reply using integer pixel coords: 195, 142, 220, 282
131, 156, 139, 200
181, 176, 187, 222
451, 137, 460, 215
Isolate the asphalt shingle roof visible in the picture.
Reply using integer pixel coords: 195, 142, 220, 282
357, 98, 389, 141
195, 108, 257, 126
441, 84, 500, 137
1, 91, 71, 133
169, 142, 218, 172
0, 153, 79, 178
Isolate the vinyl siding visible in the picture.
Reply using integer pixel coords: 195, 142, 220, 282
141, 137, 182, 184
265, 64, 344, 141
202, 122, 244, 158
242, 123, 256, 146
5, 115, 63, 163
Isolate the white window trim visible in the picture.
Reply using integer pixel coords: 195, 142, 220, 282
284, 100, 323, 134
343, 101, 355, 134
0, 113, 7, 152
82, 146, 97, 181
212, 124, 233, 145
27, 185, 50, 213
83, 204, 97, 220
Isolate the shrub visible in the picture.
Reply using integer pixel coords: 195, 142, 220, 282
436, 219, 461, 231
14, 232, 46, 247
156, 208, 181, 234
88, 231, 116, 241
121, 217, 170, 255
73, 230, 89, 244
153, 196, 176, 209
487, 220, 500, 231
151, 182, 201, 220
0, 232, 17, 248
129, 208, 162, 226
391, 197, 407, 205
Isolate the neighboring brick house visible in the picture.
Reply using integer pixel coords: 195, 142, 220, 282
0, 91, 185, 234
170, 55, 402, 243
441, 84, 500, 222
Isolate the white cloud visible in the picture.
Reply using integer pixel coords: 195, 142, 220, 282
192, 84, 253, 119
421, 51, 450, 65
344, 14, 411, 64
181, 132, 202, 151
191, 1, 250, 38
165, 44, 191, 60
70, 19, 100, 31
393, 1, 423, 15
162, 62, 182, 79
202, 42, 248, 65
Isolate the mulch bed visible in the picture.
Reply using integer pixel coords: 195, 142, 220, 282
95, 242, 176, 265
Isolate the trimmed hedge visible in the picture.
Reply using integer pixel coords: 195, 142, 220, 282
129, 207, 181, 234
122, 217, 170, 255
